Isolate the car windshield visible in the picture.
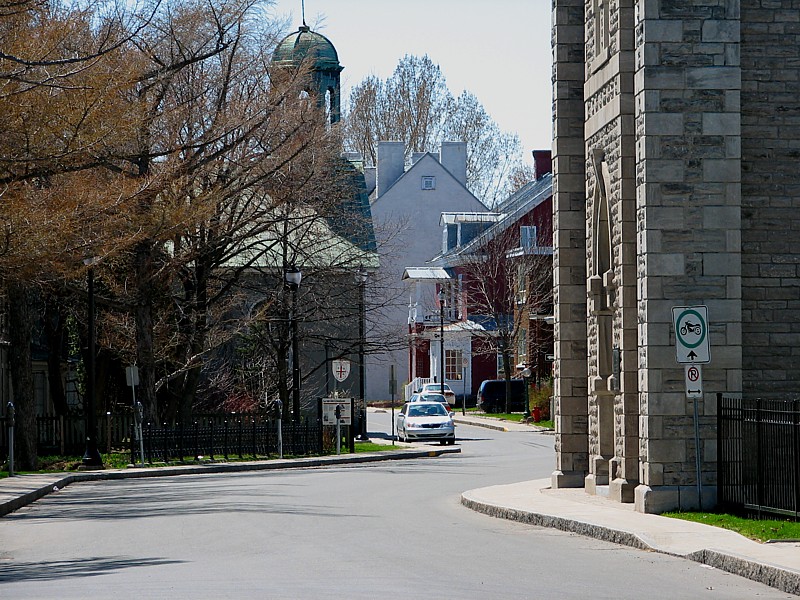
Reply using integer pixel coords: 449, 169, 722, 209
423, 384, 451, 393
408, 403, 448, 417
419, 393, 446, 403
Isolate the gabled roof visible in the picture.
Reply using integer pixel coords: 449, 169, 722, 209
430, 173, 552, 267
371, 153, 487, 210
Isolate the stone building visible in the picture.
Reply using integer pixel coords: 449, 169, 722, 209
552, 1, 800, 512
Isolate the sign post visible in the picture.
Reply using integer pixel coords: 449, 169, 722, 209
126, 365, 145, 468
673, 305, 710, 509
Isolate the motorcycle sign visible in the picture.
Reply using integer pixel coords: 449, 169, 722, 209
672, 306, 710, 364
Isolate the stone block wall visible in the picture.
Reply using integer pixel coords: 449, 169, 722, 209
552, 0, 590, 489
740, 2, 800, 398
633, 0, 742, 513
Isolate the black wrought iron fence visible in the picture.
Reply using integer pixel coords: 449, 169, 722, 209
0, 413, 318, 462
718, 393, 800, 519
133, 417, 322, 465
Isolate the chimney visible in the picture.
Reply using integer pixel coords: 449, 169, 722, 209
439, 141, 467, 185
376, 141, 405, 198
532, 150, 552, 180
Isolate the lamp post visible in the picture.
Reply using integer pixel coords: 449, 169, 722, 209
356, 268, 368, 440
438, 288, 446, 395
521, 366, 532, 420
285, 266, 302, 422
82, 258, 103, 467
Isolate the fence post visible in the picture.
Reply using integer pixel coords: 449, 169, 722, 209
223, 419, 229, 461
795, 399, 799, 520
237, 418, 243, 460
756, 398, 762, 519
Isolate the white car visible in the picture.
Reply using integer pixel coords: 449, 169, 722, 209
418, 383, 457, 407
408, 392, 452, 411
396, 401, 456, 445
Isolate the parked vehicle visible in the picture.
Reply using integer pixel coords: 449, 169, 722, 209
408, 392, 452, 411
418, 383, 457, 407
477, 379, 526, 413
396, 401, 456, 445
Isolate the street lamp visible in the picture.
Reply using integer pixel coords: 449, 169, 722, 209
285, 266, 302, 422
82, 257, 103, 467
356, 268, 369, 440
521, 366, 532, 420
438, 288, 446, 396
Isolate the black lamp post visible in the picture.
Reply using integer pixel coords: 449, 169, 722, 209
82, 258, 103, 467
521, 366, 532, 420
356, 268, 369, 440
285, 266, 302, 422
438, 288, 446, 395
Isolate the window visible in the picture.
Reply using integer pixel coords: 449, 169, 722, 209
445, 349, 463, 380
421, 176, 436, 190
516, 263, 528, 303
517, 328, 528, 362
520, 226, 537, 251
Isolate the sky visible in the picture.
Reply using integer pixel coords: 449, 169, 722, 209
266, 0, 553, 163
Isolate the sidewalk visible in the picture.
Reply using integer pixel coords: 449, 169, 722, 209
462, 479, 800, 595
452, 411, 799, 595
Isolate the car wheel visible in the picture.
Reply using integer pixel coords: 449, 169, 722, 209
448, 439, 456, 445
439, 439, 446, 446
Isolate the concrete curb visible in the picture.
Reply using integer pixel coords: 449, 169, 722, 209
461, 490, 800, 596
451, 417, 509, 432
0, 446, 459, 518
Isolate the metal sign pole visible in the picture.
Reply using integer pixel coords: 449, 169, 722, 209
390, 365, 396, 445
693, 394, 703, 510
7, 402, 14, 477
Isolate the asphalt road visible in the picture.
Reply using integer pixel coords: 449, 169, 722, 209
0, 412, 792, 599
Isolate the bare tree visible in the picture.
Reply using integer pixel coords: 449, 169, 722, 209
343, 54, 528, 206
457, 223, 552, 413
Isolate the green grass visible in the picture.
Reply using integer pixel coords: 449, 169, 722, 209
353, 442, 401, 453
1, 444, 402, 477
664, 511, 800, 542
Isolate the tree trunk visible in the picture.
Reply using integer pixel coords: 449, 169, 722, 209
8, 282, 37, 470
44, 295, 68, 416
134, 240, 158, 422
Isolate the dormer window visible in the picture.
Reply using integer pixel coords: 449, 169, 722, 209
421, 176, 436, 190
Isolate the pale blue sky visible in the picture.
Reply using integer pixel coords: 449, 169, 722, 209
267, 0, 553, 163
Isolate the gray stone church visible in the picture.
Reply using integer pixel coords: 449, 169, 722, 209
551, 1, 800, 512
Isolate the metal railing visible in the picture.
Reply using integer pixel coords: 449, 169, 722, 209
134, 417, 321, 464
0, 413, 322, 462
718, 393, 800, 519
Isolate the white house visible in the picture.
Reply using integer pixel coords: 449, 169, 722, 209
365, 141, 487, 400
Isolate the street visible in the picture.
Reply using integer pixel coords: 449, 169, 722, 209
0, 412, 792, 599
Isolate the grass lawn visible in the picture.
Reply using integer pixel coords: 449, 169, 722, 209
664, 511, 800, 542
0, 443, 403, 478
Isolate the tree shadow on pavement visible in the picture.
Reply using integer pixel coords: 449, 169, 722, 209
0, 556, 184, 583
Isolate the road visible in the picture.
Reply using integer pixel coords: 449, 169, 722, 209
0, 411, 792, 599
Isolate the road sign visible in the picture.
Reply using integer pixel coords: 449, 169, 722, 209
332, 359, 351, 382
672, 305, 710, 364
322, 398, 352, 425
125, 365, 139, 387
685, 364, 703, 399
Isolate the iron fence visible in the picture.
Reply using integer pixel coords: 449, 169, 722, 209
718, 393, 800, 519
133, 417, 322, 464
0, 413, 322, 463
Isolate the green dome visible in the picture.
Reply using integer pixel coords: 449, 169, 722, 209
273, 25, 342, 72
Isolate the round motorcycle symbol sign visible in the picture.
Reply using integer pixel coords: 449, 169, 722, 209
676, 309, 705, 348
672, 305, 710, 364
